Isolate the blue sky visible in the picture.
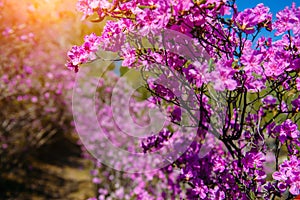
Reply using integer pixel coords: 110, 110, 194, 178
236, 0, 296, 14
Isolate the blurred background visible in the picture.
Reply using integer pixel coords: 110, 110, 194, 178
0, 0, 105, 199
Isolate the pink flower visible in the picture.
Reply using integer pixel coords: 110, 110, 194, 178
31, 96, 38, 103
171, 0, 194, 16
92, 177, 101, 184
77, 0, 94, 19
121, 43, 136, 67
100, 20, 130, 51
210, 59, 237, 91
235, 4, 271, 34
83, 33, 101, 53
264, 58, 288, 77
296, 77, 300, 91
273, 156, 300, 195
290, 180, 300, 196
241, 41, 264, 74
67, 45, 88, 66
274, 3, 300, 36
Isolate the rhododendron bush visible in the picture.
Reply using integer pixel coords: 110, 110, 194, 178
0, 0, 79, 172
68, 0, 300, 199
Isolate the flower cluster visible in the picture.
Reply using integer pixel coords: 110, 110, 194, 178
141, 129, 173, 153
273, 2, 300, 36
67, 33, 102, 72
69, 0, 300, 199
75, 70, 183, 199
234, 3, 272, 34
274, 119, 300, 145
272, 156, 300, 195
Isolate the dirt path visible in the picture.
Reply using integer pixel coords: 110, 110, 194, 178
1, 134, 96, 200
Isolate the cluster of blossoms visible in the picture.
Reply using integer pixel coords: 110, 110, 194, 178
273, 119, 300, 147
272, 156, 300, 196
141, 129, 173, 153
75, 70, 185, 199
68, 0, 300, 199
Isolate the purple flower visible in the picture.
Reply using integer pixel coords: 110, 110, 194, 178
242, 151, 266, 172
187, 179, 208, 199
277, 182, 287, 192
171, 0, 194, 16
141, 129, 172, 153
180, 166, 195, 181
292, 96, 300, 112
254, 170, 267, 181
147, 78, 176, 101
272, 156, 300, 195
296, 77, 300, 91
245, 76, 266, 92
23, 65, 33, 74
264, 58, 289, 77
121, 43, 136, 67
235, 4, 272, 34
210, 59, 237, 91
66, 33, 102, 71
209, 186, 226, 200
290, 58, 300, 71
213, 156, 226, 173
290, 180, 300, 196
67, 45, 88, 66
274, 3, 300, 36
92, 177, 101, 184
100, 20, 129, 51
241, 45, 264, 74
83, 33, 101, 53
77, 0, 94, 18
275, 119, 300, 143
169, 106, 181, 123
262, 95, 277, 107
